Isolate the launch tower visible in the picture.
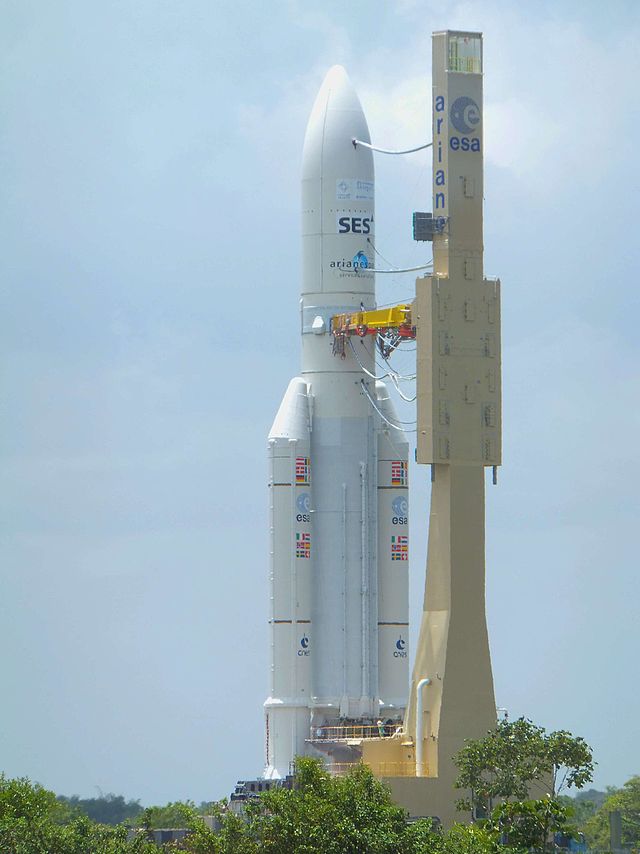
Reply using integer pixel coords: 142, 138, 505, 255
357, 30, 501, 825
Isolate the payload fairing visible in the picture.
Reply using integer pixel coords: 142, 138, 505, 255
264, 67, 409, 779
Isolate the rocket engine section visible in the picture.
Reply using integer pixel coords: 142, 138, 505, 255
264, 67, 409, 779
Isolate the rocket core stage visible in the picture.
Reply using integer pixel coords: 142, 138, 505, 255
264, 66, 410, 779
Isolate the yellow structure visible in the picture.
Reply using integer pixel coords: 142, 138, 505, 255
332, 30, 502, 827
330, 304, 414, 337
388, 29, 500, 826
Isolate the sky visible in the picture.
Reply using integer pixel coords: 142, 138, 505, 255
1, 0, 639, 806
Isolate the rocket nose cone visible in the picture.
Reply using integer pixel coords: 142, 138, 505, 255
302, 64, 372, 178
322, 64, 350, 91
314, 64, 360, 113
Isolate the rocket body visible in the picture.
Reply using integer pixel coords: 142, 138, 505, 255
264, 67, 409, 778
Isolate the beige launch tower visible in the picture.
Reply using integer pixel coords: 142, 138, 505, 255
354, 30, 502, 825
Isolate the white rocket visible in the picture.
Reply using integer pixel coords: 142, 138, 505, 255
264, 66, 409, 779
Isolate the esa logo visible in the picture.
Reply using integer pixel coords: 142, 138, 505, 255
298, 635, 310, 657
337, 214, 373, 234
449, 95, 481, 153
392, 495, 408, 526
296, 492, 310, 523
394, 637, 407, 658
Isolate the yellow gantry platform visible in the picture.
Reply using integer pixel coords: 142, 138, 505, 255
331, 304, 415, 338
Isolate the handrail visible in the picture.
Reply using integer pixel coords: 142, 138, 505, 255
309, 723, 401, 741
328, 761, 416, 777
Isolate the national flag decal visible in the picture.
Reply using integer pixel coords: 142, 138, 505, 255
295, 457, 310, 484
391, 535, 408, 561
391, 460, 408, 486
296, 532, 311, 559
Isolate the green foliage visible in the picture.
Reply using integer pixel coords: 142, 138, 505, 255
198, 801, 219, 815
453, 717, 594, 815
247, 757, 425, 853
6, 754, 622, 854
0, 772, 73, 825
486, 797, 573, 852
574, 787, 608, 810
440, 822, 499, 853
557, 791, 602, 831
58, 792, 143, 825
136, 800, 199, 830
583, 775, 640, 849
183, 804, 258, 854
135, 760, 446, 853
0, 774, 162, 854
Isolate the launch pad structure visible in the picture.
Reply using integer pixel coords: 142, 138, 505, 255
262, 30, 501, 826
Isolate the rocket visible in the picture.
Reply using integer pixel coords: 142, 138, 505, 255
264, 66, 409, 779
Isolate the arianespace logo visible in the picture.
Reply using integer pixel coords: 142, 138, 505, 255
298, 635, 310, 657
329, 250, 370, 271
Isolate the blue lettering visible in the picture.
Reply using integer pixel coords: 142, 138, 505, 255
435, 169, 445, 186
435, 192, 445, 209
435, 95, 445, 112
338, 217, 350, 233
449, 136, 480, 151
449, 136, 482, 153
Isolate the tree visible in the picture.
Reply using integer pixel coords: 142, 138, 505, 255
247, 757, 434, 853
181, 803, 258, 854
439, 822, 498, 854
136, 800, 198, 830
176, 758, 505, 854
0, 774, 162, 854
583, 775, 640, 850
486, 797, 575, 852
57, 793, 143, 825
557, 788, 604, 834
453, 717, 594, 817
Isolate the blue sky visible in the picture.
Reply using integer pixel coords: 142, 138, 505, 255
1, 0, 639, 804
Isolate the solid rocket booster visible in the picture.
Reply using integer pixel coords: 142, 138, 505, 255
264, 66, 409, 779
